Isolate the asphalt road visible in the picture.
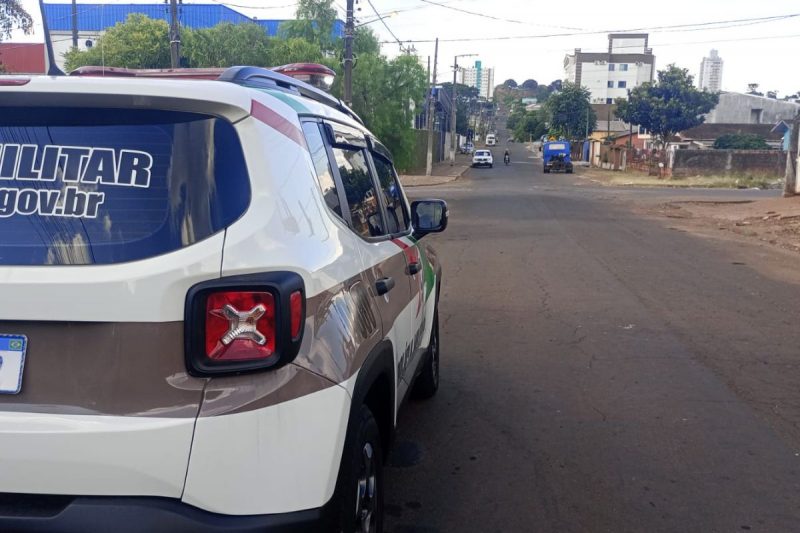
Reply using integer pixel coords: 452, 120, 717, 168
387, 141, 800, 532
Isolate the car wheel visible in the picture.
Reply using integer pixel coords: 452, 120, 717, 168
489, 164, 493, 168
336, 405, 383, 533
412, 310, 440, 399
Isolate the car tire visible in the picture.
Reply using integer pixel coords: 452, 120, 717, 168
335, 404, 384, 533
489, 164, 493, 168
412, 310, 440, 400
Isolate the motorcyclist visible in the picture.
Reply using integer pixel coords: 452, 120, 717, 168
504, 149, 510, 165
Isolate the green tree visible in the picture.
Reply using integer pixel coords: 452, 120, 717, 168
713, 133, 769, 150
545, 82, 595, 139
503, 79, 518, 88
521, 79, 538, 90
440, 82, 479, 135
64, 14, 171, 70
513, 111, 547, 142
1, 0, 32, 40
269, 37, 326, 66
279, 0, 337, 53
616, 65, 719, 149
183, 23, 271, 67
344, 52, 426, 170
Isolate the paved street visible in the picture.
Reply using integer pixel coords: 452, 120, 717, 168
388, 143, 800, 532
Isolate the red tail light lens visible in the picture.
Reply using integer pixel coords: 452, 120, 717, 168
290, 290, 303, 340
205, 291, 276, 361
185, 272, 306, 375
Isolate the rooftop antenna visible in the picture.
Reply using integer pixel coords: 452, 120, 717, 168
38, 0, 66, 75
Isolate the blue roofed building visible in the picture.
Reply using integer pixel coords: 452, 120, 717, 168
43, 2, 344, 70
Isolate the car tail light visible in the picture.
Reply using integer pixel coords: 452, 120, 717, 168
185, 272, 306, 375
290, 291, 303, 340
205, 291, 276, 361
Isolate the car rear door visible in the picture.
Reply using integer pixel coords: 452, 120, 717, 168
323, 122, 416, 402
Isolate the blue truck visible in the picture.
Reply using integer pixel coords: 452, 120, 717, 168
543, 141, 573, 174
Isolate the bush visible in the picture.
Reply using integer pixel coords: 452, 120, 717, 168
713, 133, 769, 150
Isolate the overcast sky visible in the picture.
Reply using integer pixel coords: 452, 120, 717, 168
16, 0, 800, 95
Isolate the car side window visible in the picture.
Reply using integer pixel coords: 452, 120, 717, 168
301, 121, 343, 220
371, 153, 409, 234
333, 146, 386, 238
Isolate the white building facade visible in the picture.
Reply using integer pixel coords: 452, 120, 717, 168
563, 33, 655, 104
698, 49, 723, 93
460, 60, 495, 100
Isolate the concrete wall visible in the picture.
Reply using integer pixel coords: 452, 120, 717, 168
672, 149, 787, 178
706, 93, 800, 124
407, 128, 445, 174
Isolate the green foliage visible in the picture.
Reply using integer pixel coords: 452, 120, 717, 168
347, 53, 427, 171
503, 79, 518, 88
544, 82, 595, 139
1, 0, 32, 40
183, 23, 271, 67
279, 0, 337, 53
521, 79, 538, 90
64, 14, 171, 70
713, 133, 769, 150
440, 82, 479, 135
615, 65, 719, 148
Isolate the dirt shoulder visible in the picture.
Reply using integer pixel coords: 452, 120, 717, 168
577, 167, 783, 190
634, 195, 800, 255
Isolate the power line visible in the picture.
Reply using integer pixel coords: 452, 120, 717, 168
380, 12, 800, 43
418, 0, 585, 31
365, 0, 404, 49
204, 0, 298, 10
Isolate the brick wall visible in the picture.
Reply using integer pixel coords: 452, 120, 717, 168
672, 149, 787, 178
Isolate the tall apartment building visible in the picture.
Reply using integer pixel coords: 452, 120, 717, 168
563, 33, 655, 104
459, 60, 495, 100
698, 49, 723, 92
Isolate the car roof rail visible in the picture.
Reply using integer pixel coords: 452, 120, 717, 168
218, 66, 364, 126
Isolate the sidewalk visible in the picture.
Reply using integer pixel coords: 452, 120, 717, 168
400, 154, 471, 187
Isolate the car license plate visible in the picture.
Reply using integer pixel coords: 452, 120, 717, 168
0, 334, 27, 394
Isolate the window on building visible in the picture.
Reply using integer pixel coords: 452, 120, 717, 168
620, 64, 629, 71
618, 81, 627, 88
301, 122, 343, 220
606, 98, 613, 104
608, 64, 615, 71
333, 147, 385, 238
607, 81, 614, 88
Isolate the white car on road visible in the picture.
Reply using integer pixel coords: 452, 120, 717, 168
472, 149, 494, 168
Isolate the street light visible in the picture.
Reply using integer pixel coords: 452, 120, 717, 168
450, 53, 477, 163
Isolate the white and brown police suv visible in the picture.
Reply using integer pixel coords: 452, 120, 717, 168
0, 64, 447, 532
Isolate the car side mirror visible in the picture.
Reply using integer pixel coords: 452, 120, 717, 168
411, 199, 448, 238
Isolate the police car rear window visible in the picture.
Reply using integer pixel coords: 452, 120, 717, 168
0, 107, 250, 265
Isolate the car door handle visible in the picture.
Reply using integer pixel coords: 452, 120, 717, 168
406, 262, 421, 275
375, 277, 395, 296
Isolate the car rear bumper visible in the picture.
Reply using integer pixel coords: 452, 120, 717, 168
0, 494, 331, 533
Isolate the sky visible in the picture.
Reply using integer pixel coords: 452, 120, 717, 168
14, 0, 800, 96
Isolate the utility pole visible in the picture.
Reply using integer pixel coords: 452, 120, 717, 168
168, 0, 181, 69
71, 0, 78, 48
426, 38, 439, 177
450, 58, 458, 164
450, 54, 477, 164
343, 0, 355, 106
